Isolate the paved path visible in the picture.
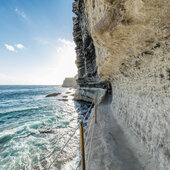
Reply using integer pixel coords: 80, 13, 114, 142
85, 94, 159, 170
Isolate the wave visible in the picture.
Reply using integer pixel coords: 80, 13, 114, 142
0, 134, 14, 144
0, 125, 40, 145
0, 85, 80, 169
0, 107, 40, 117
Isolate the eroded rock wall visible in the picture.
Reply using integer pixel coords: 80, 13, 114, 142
72, 0, 106, 89
83, 0, 170, 169
84, 0, 170, 80
74, 87, 106, 103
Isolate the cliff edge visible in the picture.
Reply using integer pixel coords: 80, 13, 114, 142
62, 77, 77, 88
73, 0, 170, 169
72, 0, 108, 102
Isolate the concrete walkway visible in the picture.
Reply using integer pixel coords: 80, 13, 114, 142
85, 94, 159, 170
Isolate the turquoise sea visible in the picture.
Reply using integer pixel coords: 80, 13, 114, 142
0, 85, 90, 170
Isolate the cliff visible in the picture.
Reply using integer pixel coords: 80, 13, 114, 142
72, 0, 108, 102
62, 77, 77, 88
73, 0, 170, 169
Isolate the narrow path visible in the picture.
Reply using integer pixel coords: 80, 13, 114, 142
85, 94, 159, 170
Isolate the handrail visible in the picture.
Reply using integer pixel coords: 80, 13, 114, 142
46, 103, 93, 170
80, 121, 85, 170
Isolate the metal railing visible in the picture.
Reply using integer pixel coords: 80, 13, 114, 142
32, 103, 93, 170
46, 103, 93, 170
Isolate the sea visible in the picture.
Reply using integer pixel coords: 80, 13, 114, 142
0, 85, 91, 170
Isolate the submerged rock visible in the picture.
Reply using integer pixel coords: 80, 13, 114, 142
62, 95, 68, 98
58, 99, 68, 101
39, 129, 54, 134
66, 91, 71, 94
45, 93, 61, 97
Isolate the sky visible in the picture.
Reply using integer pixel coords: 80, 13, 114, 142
0, 0, 77, 85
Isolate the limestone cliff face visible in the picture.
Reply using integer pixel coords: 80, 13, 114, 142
73, 0, 170, 169
72, 0, 106, 88
76, 0, 170, 169
84, 0, 170, 80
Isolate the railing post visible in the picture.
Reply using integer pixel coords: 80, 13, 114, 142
80, 121, 86, 170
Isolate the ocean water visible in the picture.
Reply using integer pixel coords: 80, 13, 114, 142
0, 85, 90, 170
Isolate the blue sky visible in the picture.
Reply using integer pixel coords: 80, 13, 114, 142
0, 0, 77, 85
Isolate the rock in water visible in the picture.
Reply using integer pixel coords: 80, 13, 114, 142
39, 129, 54, 134
57, 99, 68, 101
45, 93, 61, 97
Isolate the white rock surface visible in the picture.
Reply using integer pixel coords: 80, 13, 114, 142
83, 0, 170, 169
74, 87, 106, 103
72, 0, 170, 169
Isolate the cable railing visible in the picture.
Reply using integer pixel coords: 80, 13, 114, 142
33, 103, 93, 170
47, 103, 93, 170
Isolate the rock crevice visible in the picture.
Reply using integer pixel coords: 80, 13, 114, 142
72, 0, 107, 89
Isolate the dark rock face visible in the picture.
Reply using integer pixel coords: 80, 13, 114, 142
72, 0, 107, 88
45, 93, 61, 97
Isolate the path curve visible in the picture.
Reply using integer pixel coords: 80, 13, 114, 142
85, 94, 159, 170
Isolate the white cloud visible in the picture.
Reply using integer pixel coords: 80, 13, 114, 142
15, 8, 27, 19
4, 44, 15, 51
0, 39, 77, 85
15, 44, 24, 49
28, 38, 77, 85
58, 38, 75, 46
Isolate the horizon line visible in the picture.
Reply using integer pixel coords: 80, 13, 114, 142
0, 84, 61, 86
